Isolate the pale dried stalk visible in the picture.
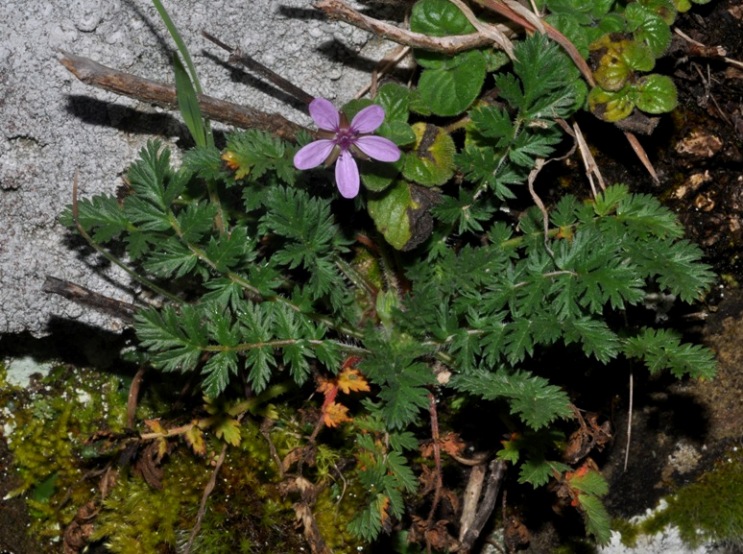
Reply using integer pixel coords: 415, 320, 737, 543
58, 51, 307, 140
313, 0, 496, 53
447, 0, 514, 57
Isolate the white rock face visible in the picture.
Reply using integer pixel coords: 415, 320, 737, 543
0, 0, 391, 336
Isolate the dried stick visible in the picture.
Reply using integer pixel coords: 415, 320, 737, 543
623, 369, 633, 472
184, 443, 228, 554
459, 458, 507, 551
459, 462, 486, 544
126, 366, 146, 429
447, 0, 514, 57
202, 31, 315, 105
474, 0, 593, 86
58, 51, 308, 140
42, 275, 137, 322
313, 0, 497, 53
426, 392, 444, 524
571, 121, 606, 197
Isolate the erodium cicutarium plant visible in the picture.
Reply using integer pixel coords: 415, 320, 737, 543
60, 0, 718, 550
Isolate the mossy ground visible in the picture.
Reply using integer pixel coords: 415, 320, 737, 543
0, 361, 367, 553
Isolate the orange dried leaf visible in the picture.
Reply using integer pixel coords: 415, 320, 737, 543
337, 367, 371, 395
316, 376, 336, 395
378, 494, 393, 534
440, 432, 465, 457
322, 402, 352, 428
144, 419, 166, 435
221, 151, 250, 179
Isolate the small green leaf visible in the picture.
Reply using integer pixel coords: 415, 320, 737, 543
374, 82, 411, 123
410, 0, 475, 69
639, 0, 678, 25
360, 157, 404, 193
367, 181, 414, 250
416, 50, 486, 116
625, 3, 672, 56
590, 36, 654, 92
577, 493, 612, 544
402, 123, 455, 186
587, 85, 635, 122
634, 74, 678, 114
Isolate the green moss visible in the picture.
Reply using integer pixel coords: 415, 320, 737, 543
610, 517, 640, 548
2, 365, 129, 544
641, 448, 743, 547
92, 451, 209, 553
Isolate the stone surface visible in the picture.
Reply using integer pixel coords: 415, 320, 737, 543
0, 0, 394, 336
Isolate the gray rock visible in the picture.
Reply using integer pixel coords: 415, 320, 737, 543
0, 0, 393, 336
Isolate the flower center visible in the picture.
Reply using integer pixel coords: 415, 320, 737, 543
334, 127, 358, 151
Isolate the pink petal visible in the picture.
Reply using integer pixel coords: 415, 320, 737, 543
294, 140, 335, 170
309, 98, 340, 131
354, 135, 401, 162
350, 104, 385, 134
335, 150, 360, 199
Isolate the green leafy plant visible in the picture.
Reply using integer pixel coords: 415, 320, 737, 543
54, 0, 720, 551
533, 0, 710, 121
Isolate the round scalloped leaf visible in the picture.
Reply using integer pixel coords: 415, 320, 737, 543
410, 0, 475, 69
638, 0, 678, 25
374, 83, 415, 147
368, 182, 438, 251
417, 50, 486, 116
360, 157, 403, 193
590, 38, 632, 92
590, 36, 655, 92
588, 86, 635, 122
625, 3, 672, 56
374, 83, 410, 123
598, 13, 626, 34
546, 13, 592, 58
367, 181, 413, 250
673, 0, 692, 10
403, 123, 455, 186
635, 74, 678, 114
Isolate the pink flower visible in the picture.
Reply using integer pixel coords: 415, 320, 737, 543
293, 98, 401, 199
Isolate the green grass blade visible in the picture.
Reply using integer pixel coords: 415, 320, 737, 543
151, 0, 213, 147
173, 53, 208, 147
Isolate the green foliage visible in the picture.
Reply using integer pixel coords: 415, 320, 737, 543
457, 34, 583, 199
59, 1, 720, 551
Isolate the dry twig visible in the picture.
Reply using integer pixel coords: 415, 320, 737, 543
184, 443, 228, 554
458, 459, 507, 552
58, 51, 308, 140
202, 31, 315, 105
313, 0, 498, 53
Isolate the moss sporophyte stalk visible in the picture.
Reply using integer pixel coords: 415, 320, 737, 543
41, 0, 726, 551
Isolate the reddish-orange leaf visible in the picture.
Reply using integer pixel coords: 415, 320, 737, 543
337, 367, 371, 395
378, 494, 393, 534
322, 402, 352, 428
439, 432, 465, 457
316, 375, 336, 395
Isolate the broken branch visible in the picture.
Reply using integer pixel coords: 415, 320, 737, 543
58, 51, 308, 140
313, 0, 498, 54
